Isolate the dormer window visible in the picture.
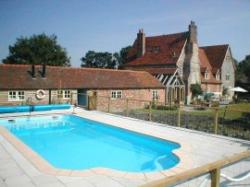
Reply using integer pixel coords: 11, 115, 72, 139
204, 70, 209, 80
147, 46, 160, 53
216, 71, 220, 80
172, 51, 176, 58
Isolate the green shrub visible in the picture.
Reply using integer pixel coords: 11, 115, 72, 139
191, 83, 203, 98
195, 106, 206, 110
145, 104, 177, 110
156, 105, 177, 110
211, 101, 220, 107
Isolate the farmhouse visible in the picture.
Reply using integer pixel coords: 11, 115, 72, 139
122, 21, 235, 104
0, 64, 165, 110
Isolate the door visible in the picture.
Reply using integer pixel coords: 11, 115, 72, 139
88, 91, 97, 110
77, 89, 88, 107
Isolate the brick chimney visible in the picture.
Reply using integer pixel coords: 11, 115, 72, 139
137, 29, 146, 57
188, 21, 197, 43
184, 21, 201, 105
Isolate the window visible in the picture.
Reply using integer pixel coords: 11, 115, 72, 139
152, 90, 159, 100
57, 90, 71, 99
8, 91, 25, 101
111, 90, 122, 99
216, 72, 220, 80
147, 46, 160, 53
64, 90, 71, 99
57, 90, 63, 98
226, 74, 230, 81
204, 71, 209, 80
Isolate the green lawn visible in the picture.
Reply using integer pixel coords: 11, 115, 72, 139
132, 103, 250, 120
218, 103, 250, 119
126, 103, 250, 140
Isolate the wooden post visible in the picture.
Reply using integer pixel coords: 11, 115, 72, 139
214, 108, 219, 134
126, 98, 129, 117
177, 104, 181, 127
108, 97, 111, 113
87, 95, 91, 110
149, 101, 152, 121
210, 168, 220, 187
70, 92, 73, 105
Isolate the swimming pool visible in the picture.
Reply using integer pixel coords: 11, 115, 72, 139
0, 115, 180, 172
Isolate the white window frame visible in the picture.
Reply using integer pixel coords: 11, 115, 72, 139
152, 90, 159, 100
57, 90, 71, 99
111, 90, 122, 99
204, 71, 209, 80
63, 90, 71, 99
8, 91, 25, 101
226, 74, 230, 81
216, 72, 220, 80
57, 90, 63, 98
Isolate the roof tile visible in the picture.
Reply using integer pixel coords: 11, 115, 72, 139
0, 64, 164, 90
124, 32, 188, 66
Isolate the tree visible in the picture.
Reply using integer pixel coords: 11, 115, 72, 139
81, 51, 117, 68
190, 83, 203, 98
236, 54, 250, 83
3, 34, 70, 66
113, 46, 132, 67
222, 87, 229, 96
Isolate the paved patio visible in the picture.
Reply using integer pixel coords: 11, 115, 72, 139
0, 108, 249, 187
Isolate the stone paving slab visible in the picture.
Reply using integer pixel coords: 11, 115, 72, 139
0, 108, 249, 187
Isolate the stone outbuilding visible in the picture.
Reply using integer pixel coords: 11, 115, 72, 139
0, 64, 165, 111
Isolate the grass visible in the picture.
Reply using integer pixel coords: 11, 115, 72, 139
124, 103, 250, 140
131, 103, 250, 119
218, 103, 250, 119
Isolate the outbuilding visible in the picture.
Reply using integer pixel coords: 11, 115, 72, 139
0, 64, 165, 111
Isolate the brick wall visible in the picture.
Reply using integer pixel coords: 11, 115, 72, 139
201, 83, 222, 93
0, 89, 77, 106
95, 89, 165, 112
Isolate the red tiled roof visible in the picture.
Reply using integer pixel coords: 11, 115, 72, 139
124, 32, 188, 66
199, 48, 212, 72
0, 64, 164, 90
201, 75, 221, 84
201, 44, 228, 71
199, 48, 222, 84
122, 66, 177, 75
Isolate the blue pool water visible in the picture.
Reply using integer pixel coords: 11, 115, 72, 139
0, 115, 180, 172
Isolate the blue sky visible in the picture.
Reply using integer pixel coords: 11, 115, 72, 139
0, 0, 249, 67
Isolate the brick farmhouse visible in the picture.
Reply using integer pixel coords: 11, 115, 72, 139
0, 64, 164, 110
122, 21, 235, 104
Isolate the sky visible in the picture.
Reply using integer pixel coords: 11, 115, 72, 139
0, 0, 249, 67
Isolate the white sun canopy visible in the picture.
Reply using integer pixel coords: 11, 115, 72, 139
230, 87, 248, 92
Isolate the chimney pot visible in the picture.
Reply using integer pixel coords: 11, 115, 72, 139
31, 64, 35, 78
42, 63, 46, 77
